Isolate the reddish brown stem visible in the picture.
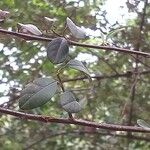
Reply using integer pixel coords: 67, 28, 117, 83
0, 107, 150, 133
0, 29, 149, 57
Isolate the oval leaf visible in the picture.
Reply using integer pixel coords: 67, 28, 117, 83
47, 37, 69, 64
17, 23, 42, 36
20, 83, 41, 96
67, 59, 90, 76
66, 17, 86, 39
59, 91, 81, 113
0, 9, 9, 20
63, 101, 81, 113
137, 119, 150, 129
44, 17, 57, 25
19, 77, 58, 110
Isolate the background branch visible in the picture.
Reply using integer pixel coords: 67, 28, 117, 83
62, 69, 150, 82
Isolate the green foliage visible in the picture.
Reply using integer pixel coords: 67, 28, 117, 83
0, 0, 150, 149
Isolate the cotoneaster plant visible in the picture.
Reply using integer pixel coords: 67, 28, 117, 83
18, 18, 91, 119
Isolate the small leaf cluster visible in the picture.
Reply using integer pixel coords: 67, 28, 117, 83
18, 18, 91, 115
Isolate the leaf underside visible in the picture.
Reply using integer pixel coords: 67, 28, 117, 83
66, 17, 86, 39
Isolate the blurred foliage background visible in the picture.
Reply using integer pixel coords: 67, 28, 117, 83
0, 0, 150, 149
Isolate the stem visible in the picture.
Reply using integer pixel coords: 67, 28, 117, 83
57, 72, 65, 92
62, 25, 67, 36
0, 29, 149, 57
0, 107, 150, 133
56, 71, 74, 120
51, 29, 63, 37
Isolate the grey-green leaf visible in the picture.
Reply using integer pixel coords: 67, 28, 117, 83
17, 23, 42, 36
19, 77, 58, 110
137, 119, 150, 129
0, 9, 9, 22
21, 83, 41, 96
47, 37, 69, 64
59, 91, 81, 113
66, 17, 86, 39
67, 59, 90, 76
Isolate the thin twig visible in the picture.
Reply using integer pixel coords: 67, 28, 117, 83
56, 71, 74, 120
62, 69, 150, 82
88, 49, 119, 74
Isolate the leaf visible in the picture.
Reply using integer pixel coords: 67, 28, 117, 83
44, 17, 57, 24
0, 9, 9, 21
47, 37, 69, 64
67, 59, 90, 76
17, 23, 42, 36
137, 119, 150, 129
66, 17, 86, 39
19, 77, 58, 110
59, 91, 82, 113
44, 17, 57, 29
106, 27, 125, 40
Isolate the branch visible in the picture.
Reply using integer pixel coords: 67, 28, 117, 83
88, 49, 119, 74
24, 130, 150, 149
0, 29, 150, 57
126, 0, 148, 145
62, 70, 150, 82
0, 107, 150, 133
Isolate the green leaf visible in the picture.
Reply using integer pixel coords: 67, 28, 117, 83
19, 77, 58, 110
47, 37, 69, 64
137, 119, 150, 129
59, 91, 81, 113
67, 59, 90, 76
